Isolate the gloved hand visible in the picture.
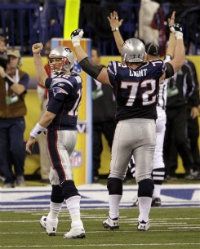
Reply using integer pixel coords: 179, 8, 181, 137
71, 29, 84, 47
170, 23, 183, 39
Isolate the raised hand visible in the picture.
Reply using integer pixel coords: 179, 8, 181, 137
168, 11, 176, 29
107, 11, 123, 31
71, 29, 84, 47
32, 43, 43, 54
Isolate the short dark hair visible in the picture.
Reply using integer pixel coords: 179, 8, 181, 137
145, 42, 159, 56
91, 47, 101, 57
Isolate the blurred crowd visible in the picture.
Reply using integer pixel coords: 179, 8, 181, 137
0, 0, 200, 187
0, 0, 200, 55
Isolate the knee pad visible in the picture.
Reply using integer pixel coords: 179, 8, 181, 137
138, 179, 154, 197
107, 177, 122, 195
51, 185, 64, 203
152, 168, 165, 184
61, 180, 79, 200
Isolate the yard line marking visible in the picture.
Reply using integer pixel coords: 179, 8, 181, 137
0, 228, 200, 235
0, 243, 200, 248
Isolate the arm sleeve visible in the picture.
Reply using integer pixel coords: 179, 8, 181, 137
47, 83, 72, 114
45, 77, 52, 89
47, 97, 64, 114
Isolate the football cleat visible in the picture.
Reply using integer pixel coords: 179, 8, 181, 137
103, 217, 119, 230
64, 226, 86, 239
151, 197, 161, 207
40, 216, 58, 236
137, 220, 150, 231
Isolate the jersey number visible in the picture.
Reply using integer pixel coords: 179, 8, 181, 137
121, 79, 156, 106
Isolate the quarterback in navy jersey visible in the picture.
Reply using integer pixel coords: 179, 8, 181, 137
71, 20, 185, 232
26, 44, 85, 239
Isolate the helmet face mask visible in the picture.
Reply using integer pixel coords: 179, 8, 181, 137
48, 46, 74, 74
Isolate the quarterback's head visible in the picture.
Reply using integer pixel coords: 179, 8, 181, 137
121, 38, 146, 64
48, 46, 74, 74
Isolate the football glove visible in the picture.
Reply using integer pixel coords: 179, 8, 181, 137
169, 23, 183, 39
71, 29, 84, 47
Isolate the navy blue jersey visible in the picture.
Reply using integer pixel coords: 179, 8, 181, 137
107, 60, 164, 120
45, 72, 82, 130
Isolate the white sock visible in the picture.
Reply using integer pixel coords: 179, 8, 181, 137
65, 195, 83, 228
108, 195, 122, 219
138, 197, 152, 222
47, 201, 62, 220
153, 184, 161, 198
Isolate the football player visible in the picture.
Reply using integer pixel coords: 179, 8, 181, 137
26, 44, 85, 239
108, 11, 176, 206
70, 16, 184, 231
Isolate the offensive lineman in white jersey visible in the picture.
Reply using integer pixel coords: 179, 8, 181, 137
107, 11, 176, 206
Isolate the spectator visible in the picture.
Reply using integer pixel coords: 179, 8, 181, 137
187, 60, 200, 178
37, 41, 51, 183
0, 36, 8, 69
164, 60, 199, 178
138, 0, 159, 45
91, 47, 116, 182
0, 49, 29, 187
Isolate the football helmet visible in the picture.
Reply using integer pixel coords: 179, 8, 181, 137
49, 46, 74, 74
121, 38, 145, 63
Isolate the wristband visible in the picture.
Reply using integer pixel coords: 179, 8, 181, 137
112, 27, 119, 32
4, 75, 15, 87
30, 123, 47, 138
175, 31, 183, 39
72, 38, 80, 47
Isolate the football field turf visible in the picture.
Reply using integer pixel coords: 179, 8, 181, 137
0, 208, 200, 249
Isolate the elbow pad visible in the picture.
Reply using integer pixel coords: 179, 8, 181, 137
79, 57, 104, 79
165, 62, 174, 79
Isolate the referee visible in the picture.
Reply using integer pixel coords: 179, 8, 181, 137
164, 60, 199, 178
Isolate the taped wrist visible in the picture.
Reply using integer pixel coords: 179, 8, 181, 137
79, 57, 104, 79
175, 31, 183, 39
165, 62, 174, 79
4, 75, 15, 87
30, 123, 47, 138
72, 37, 80, 47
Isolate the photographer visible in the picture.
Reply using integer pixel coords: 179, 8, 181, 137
0, 49, 29, 187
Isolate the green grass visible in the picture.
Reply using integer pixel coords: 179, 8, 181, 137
0, 208, 200, 249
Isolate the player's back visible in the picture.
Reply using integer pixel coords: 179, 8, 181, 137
107, 60, 164, 121
46, 72, 82, 130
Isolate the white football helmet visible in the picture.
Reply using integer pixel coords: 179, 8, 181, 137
49, 46, 74, 74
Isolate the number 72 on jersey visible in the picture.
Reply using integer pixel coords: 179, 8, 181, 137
121, 79, 156, 106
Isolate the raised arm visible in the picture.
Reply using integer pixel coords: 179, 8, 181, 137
32, 43, 48, 86
108, 11, 124, 54
168, 24, 185, 73
165, 11, 176, 58
71, 29, 110, 84
161, 12, 185, 80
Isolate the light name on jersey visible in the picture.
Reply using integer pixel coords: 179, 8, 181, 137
129, 69, 147, 77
